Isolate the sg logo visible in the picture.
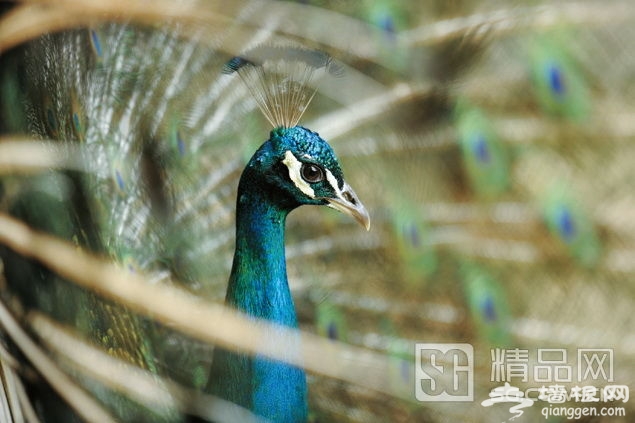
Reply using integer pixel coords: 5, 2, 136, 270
415, 343, 474, 402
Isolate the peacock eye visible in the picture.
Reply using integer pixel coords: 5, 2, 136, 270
300, 163, 324, 183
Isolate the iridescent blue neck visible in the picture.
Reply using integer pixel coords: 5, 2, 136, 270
226, 186, 296, 325
209, 173, 307, 422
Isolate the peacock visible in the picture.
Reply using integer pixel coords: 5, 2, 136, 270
1, 1, 635, 422
205, 49, 369, 423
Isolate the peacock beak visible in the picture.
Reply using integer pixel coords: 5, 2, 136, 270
324, 182, 370, 231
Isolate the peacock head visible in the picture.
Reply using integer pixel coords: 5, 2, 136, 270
245, 125, 370, 230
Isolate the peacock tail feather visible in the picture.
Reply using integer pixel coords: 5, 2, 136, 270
1, 1, 635, 422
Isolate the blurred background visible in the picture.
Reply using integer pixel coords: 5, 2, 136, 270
1, 0, 634, 421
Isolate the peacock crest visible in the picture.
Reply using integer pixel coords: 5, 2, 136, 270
223, 45, 342, 128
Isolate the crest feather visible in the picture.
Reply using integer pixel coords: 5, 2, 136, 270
223, 45, 342, 128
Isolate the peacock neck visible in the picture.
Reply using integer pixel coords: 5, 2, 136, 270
210, 175, 307, 422
226, 184, 296, 327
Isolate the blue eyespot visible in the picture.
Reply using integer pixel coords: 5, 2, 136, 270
177, 130, 186, 156
114, 169, 125, 191
404, 223, 421, 248
546, 62, 566, 97
556, 205, 576, 242
378, 15, 395, 35
482, 296, 497, 322
72, 112, 81, 131
327, 322, 338, 340
472, 134, 491, 164
90, 29, 103, 58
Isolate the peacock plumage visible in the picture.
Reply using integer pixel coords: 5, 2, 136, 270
1, 1, 635, 422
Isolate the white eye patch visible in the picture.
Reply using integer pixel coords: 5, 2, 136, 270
324, 168, 342, 197
282, 151, 315, 198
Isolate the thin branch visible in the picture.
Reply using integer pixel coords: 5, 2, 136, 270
0, 212, 410, 400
